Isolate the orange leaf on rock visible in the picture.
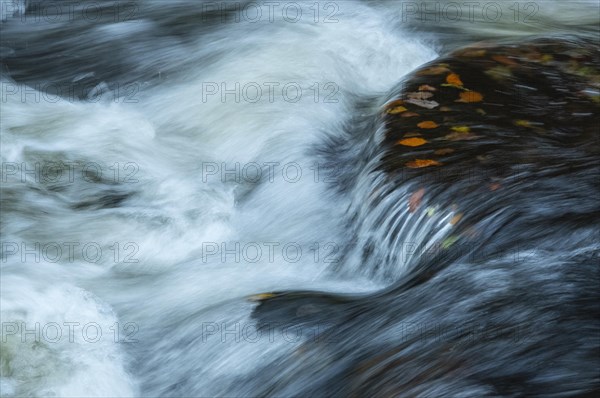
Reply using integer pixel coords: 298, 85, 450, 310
385, 99, 404, 108
446, 73, 464, 86
456, 91, 483, 103
397, 137, 428, 147
450, 213, 463, 225
417, 121, 439, 129
409, 188, 426, 213
406, 159, 442, 168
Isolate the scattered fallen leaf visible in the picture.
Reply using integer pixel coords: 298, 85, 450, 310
386, 99, 404, 108
445, 132, 480, 141
387, 106, 408, 114
446, 73, 464, 86
426, 207, 436, 217
441, 83, 468, 90
451, 126, 470, 133
440, 106, 452, 112
398, 137, 428, 147
492, 55, 519, 67
476, 108, 486, 115
484, 65, 513, 81
434, 148, 455, 155
540, 54, 553, 63
248, 293, 276, 301
460, 49, 486, 57
407, 91, 434, 100
456, 91, 483, 103
417, 121, 439, 129
418, 84, 437, 92
442, 235, 459, 249
405, 98, 439, 109
514, 119, 532, 128
401, 111, 420, 117
489, 182, 501, 191
409, 187, 426, 213
450, 213, 463, 225
417, 66, 450, 76
406, 159, 443, 168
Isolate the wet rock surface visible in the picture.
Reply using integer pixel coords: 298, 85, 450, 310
249, 36, 600, 397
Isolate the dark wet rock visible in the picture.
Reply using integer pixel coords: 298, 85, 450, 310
247, 37, 600, 397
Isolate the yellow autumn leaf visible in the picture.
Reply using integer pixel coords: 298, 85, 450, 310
406, 159, 443, 168
451, 126, 470, 133
457, 91, 483, 103
514, 120, 532, 128
387, 106, 408, 114
248, 293, 276, 301
446, 73, 464, 86
442, 235, 459, 249
441, 83, 468, 90
417, 121, 439, 129
397, 137, 428, 147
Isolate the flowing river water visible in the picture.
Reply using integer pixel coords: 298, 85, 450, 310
1, 1, 599, 396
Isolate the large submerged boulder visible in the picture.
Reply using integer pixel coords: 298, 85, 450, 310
247, 36, 600, 397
